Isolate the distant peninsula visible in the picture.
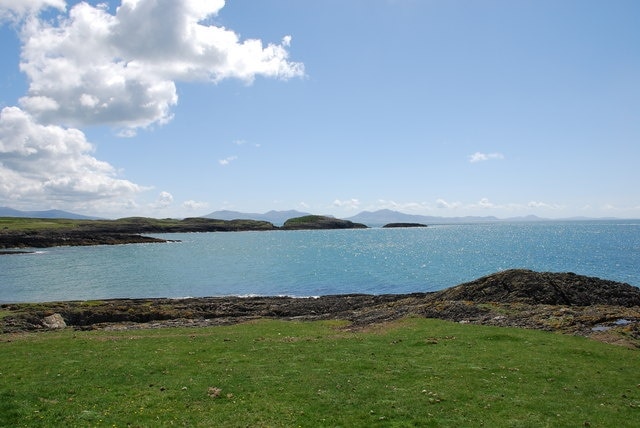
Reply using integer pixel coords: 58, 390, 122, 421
0, 217, 276, 249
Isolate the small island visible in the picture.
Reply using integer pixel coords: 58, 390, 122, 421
281, 215, 368, 230
382, 223, 427, 228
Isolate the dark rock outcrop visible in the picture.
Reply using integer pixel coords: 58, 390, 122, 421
0, 231, 166, 248
281, 215, 368, 230
382, 223, 427, 228
434, 269, 640, 307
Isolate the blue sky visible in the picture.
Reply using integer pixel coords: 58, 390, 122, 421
0, 0, 638, 219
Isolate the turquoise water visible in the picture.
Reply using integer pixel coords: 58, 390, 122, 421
1, 221, 638, 302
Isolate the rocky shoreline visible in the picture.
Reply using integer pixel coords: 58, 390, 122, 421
2, 270, 639, 348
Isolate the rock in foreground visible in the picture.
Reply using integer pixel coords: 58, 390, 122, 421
434, 269, 640, 307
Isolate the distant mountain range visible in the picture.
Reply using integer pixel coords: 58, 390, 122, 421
203, 210, 312, 226
345, 209, 552, 226
204, 209, 620, 226
0, 207, 99, 220
204, 209, 563, 226
1, 206, 622, 225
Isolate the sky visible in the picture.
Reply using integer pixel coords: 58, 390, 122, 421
0, 0, 638, 219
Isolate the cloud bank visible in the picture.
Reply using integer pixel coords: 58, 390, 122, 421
0, 106, 143, 209
0, 0, 303, 213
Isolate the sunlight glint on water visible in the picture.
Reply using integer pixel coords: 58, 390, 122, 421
0, 221, 638, 302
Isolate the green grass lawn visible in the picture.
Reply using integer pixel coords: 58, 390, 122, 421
1, 318, 638, 427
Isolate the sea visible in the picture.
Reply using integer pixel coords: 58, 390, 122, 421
1, 220, 639, 303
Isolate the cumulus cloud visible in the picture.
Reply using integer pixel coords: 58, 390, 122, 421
17, 0, 304, 131
0, 106, 143, 207
155, 191, 174, 208
528, 200, 560, 210
0, 0, 65, 22
435, 198, 462, 210
472, 198, 496, 209
469, 152, 504, 163
0, 0, 303, 213
333, 198, 361, 210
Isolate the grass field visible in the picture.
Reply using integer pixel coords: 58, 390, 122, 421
1, 318, 639, 427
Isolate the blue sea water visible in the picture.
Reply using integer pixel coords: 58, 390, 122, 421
1, 221, 639, 302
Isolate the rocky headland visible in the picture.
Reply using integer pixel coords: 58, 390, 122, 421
2, 269, 638, 348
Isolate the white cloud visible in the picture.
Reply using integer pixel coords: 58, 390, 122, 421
183, 200, 208, 211
17, 0, 304, 131
470, 198, 496, 209
436, 198, 462, 210
469, 152, 504, 163
0, 0, 303, 214
374, 199, 431, 212
0, 106, 144, 208
218, 155, 238, 166
333, 198, 361, 210
155, 191, 174, 208
527, 201, 560, 210
0, 0, 65, 22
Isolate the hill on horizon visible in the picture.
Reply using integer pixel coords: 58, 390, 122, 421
1, 206, 626, 225
0, 207, 100, 220
203, 209, 312, 226
345, 209, 552, 226
202, 209, 550, 226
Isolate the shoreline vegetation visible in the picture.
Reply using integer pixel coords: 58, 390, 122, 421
2, 269, 639, 348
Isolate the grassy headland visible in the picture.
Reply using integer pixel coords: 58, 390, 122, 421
0, 217, 276, 248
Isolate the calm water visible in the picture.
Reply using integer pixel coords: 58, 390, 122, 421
1, 221, 639, 302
